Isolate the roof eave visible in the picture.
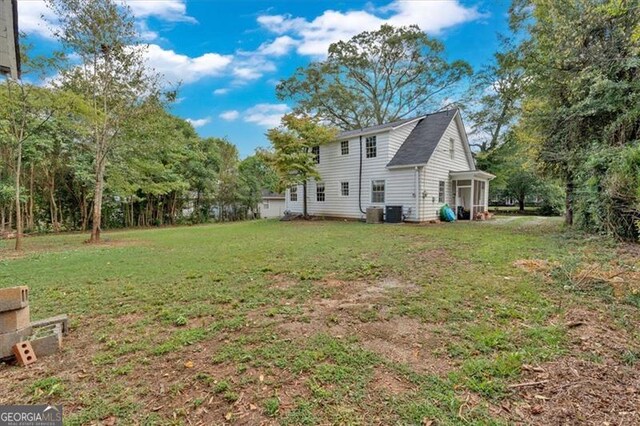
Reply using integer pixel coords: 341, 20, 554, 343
386, 163, 427, 169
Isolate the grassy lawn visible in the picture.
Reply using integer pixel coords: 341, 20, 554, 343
1, 217, 639, 425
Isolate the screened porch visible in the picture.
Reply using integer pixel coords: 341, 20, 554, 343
450, 171, 496, 221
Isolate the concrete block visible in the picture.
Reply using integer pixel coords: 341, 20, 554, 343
12, 341, 37, 366
0, 326, 32, 359
31, 314, 69, 336
0, 286, 29, 312
0, 306, 30, 334
29, 324, 62, 357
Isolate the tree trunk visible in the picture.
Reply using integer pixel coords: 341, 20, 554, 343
14, 142, 22, 251
49, 173, 60, 232
518, 197, 525, 213
27, 164, 35, 231
89, 159, 106, 243
565, 178, 574, 226
303, 181, 308, 218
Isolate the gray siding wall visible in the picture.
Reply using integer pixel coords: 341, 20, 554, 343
419, 117, 474, 221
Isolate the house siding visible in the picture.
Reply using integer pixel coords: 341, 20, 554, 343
259, 199, 285, 218
285, 130, 419, 221
284, 113, 477, 222
419, 117, 474, 221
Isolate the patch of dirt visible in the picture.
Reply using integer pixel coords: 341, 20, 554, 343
414, 248, 454, 264
258, 276, 452, 376
356, 318, 451, 375
506, 307, 640, 425
267, 273, 298, 290
562, 307, 635, 359
0, 313, 294, 425
513, 259, 560, 275
369, 367, 415, 395
506, 357, 640, 425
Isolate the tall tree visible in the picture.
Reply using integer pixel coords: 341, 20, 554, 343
468, 40, 524, 152
46, 0, 159, 243
214, 139, 241, 221
277, 25, 471, 130
0, 52, 60, 250
266, 114, 337, 217
513, 0, 640, 235
239, 152, 278, 219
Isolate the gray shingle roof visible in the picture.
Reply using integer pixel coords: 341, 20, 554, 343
336, 116, 419, 140
386, 109, 458, 168
261, 189, 284, 199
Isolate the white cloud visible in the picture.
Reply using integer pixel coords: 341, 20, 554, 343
243, 103, 290, 127
136, 21, 159, 42
213, 88, 230, 95
257, 0, 483, 56
18, 0, 57, 39
127, 0, 196, 23
219, 110, 240, 121
186, 117, 211, 128
256, 36, 298, 57
18, 0, 195, 40
144, 44, 232, 85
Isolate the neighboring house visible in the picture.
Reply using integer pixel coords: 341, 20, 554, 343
259, 190, 285, 219
284, 108, 495, 222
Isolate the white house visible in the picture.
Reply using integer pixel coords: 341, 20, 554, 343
259, 191, 286, 219
284, 108, 495, 222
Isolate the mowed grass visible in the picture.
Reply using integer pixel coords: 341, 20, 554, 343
0, 217, 636, 425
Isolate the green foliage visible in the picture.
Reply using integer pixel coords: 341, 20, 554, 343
266, 114, 336, 216
277, 24, 471, 130
514, 0, 640, 239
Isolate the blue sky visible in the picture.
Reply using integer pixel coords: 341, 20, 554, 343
20, 0, 511, 157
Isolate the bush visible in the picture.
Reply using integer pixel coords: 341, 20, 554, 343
538, 183, 564, 216
577, 145, 640, 241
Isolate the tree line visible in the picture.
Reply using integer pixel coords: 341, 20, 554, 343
468, 0, 640, 239
3, 0, 639, 247
0, 0, 276, 250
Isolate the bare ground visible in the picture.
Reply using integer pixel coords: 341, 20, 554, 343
505, 307, 640, 425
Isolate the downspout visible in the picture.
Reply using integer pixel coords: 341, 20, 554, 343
414, 166, 420, 222
358, 135, 365, 214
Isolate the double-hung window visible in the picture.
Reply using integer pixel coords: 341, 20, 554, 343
290, 186, 297, 202
365, 136, 377, 158
340, 181, 349, 196
438, 181, 445, 203
341, 141, 349, 155
371, 180, 385, 203
316, 183, 325, 202
312, 146, 320, 164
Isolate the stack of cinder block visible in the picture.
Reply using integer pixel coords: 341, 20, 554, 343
0, 286, 67, 364
0, 286, 32, 360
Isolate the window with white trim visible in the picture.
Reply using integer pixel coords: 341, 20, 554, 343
312, 145, 320, 164
341, 141, 349, 155
371, 180, 385, 203
438, 181, 445, 203
449, 138, 455, 159
263, 201, 270, 209
289, 186, 297, 202
366, 136, 377, 158
316, 183, 325, 202
340, 181, 349, 196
